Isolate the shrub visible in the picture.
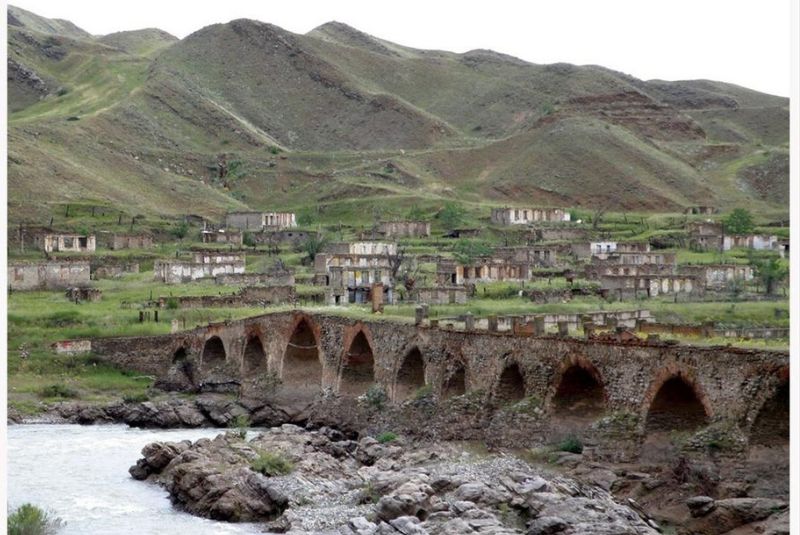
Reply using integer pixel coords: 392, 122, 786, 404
171, 222, 189, 240
229, 414, 251, 439
165, 297, 179, 310
242, 232, 256, 247
250, 451, 293, 476
556, 435, 584, 454
7, 503, 64, 535
122, 392, 149, 403
38, 384, 79, 399
363, 385, 388, 410
376, 431, 398, 444
413, 385, 433, 400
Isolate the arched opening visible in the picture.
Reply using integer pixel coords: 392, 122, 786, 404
202, 336, 226, 368
395, 347, 425, 401
282, 319, 322, 395
646, 376, 708, 432
173, 347, 187, 363
340, 331, 375, 397
553, 365, 605, 417
243, 335, 267, 374
442, 364, 466, 399
751, 382, 789, 446
495, 363, 525, 404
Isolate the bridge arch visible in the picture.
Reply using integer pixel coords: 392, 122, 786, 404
441, 358, 467, 399
242, 334, 267, 374
750, 377, 789, 446
394, 346, 426, 401
339, 326, 375, 397
281, 316, 323, 394
550, 356, 606, 417
494, 359, 526, 405
201, 336, 227, 368
644, 367, 710, 433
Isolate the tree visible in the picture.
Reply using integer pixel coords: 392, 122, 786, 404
453, 239, 492, 264
386, 246, 419, 293
722, 208, 755, 236
302, 233, 327, 263
172, 221, 189, 241
752, 256, 788, 295
439, 203, 466, 231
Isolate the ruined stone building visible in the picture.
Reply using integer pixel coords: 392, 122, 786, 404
723, 234, 779, 251
685, 206, 717, 215
410, 286, 468, 305
372, 221, 431, 238
595, 251, 676, 266
494, 245, 563, 268
597, 273, 701, 300
8, 261, 91, 290
687, 221, 779, 252
678, 264, 754, 290
490, 207, 571, 225
572, 241, 650, 259
224, 211, 296, 231
201, 229, 243, 245
437, 257, 530, 285
314, 245, 397, 305
191, 250, 246, 265
40, 233, 96, 254
108, 234, 153, 250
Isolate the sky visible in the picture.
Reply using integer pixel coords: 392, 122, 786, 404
6, 0, 793, 97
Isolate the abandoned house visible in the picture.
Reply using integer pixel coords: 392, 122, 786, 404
314, 242, 399, 305
592, 251, 676, 266
40, 234, 96, 254
686, 221, 724, 250
108, 234, 153, 250
490, 207, 571, 225
372, 221, 431, 239
8, 261, 91, 290
597, 273, 702, 300
191, 250, 246, 265
494, 246, 562, 268
685, 206, 717, 215
252, 230, 311, 247
224, 211, 297, 231
437, 257, 530, 285
678, 264, 754, 290
201, 229, 244, 245
723, 234, 779, 251
410, 286, 468, 305
153, 260, 245, 283
323, 241, 398, 256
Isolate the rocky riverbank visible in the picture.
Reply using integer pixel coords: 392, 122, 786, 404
130, 423, 663, 534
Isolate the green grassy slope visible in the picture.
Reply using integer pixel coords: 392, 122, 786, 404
6, 7, 790, 223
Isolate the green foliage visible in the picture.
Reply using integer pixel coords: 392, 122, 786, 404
227, 159, 246, 179
8, 503, 64, 535
363, 384, 388, 410
302, 233, 328, 262
722, 208, 755, 235
242, 232, 256, 247
452, 239, 492, 264
750, 255, 788, 295
38, 383, 79, 399
171, 221, 189, 240
229, 414, 251, 439
540, 101, 555, 116
406, 204, 427, 221
556, 435, 584, 454
122, 392, 150, 403
250, 451, 293, 476
376, 431, 398, 443
413, 385, 433, 400
438, 203, 466, 231
269, 146, 281, 155
296, 210, 315, 226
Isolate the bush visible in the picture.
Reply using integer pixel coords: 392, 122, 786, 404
165, 297, 179, 310
242, 232, 256, 247
363, 385, 388, 410
8, 503, 64, 535
413, 385, 433, 400
376, 431, 398, 444
250, 451, 293, 476
556, 436, 583, 454
229, 414, 251, 439
122, 392, 149, 403
38, 384, 79, 399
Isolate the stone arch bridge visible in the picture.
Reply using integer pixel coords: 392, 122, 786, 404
91, 310, 788, 446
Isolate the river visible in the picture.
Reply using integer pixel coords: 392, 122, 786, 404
7, 424, 264, 534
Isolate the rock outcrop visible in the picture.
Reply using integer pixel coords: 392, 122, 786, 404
130, 424, 660, 534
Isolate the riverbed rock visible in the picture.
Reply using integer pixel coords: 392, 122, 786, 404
130, 425, 659, 534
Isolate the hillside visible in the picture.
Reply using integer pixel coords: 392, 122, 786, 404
6, 6, 790, 224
